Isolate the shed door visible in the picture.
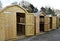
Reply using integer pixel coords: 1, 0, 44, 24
25, 14, 34, 36
56, 17, 59, 28
52, 16, 56, 29
44, 16, 50, 31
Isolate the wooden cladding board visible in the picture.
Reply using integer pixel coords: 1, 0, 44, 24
0, 13, 5, 41
34, 16, 36, 34
25, 13, 34, 36
35, 16, 40, 34
56, 17, 59, 28
4, 13, 16, 40
59, 18, 60, 26
44, 16, 50, 31
52, 16, 57, 29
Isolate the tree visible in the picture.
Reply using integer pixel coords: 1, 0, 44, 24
0, 1, 2, 9
19, 1, 30, 8
41, 7, 46, 13
47, 8, 55, 16
12, 2, 18, 5
19, 1, 38, 13
40, 7, 55, 16
27, 7, 32, 13
51, 10, 55, 16
29, 4, 38, 13
33, 8, 38, 13
46, 8, 52, 15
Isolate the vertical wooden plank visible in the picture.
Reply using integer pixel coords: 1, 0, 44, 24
52, 16, 57, 29
59, 18, 60, 26
44, 16, 50, 31
25, 13, 34, 36
56, 17, 59, 28
34, 16, 36, 34
36, 16, 40, 34
0, 13, 5, 41
5, 12, 16, 40
4, 13, 9, 39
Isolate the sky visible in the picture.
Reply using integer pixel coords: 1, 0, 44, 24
0, 0, 60, 10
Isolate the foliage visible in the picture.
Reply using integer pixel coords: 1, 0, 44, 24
19, 1, 38, 13
0, 1, 2, 9
41, 7, 46, 13
40, 7, 55, 16
12, 2, 18, 5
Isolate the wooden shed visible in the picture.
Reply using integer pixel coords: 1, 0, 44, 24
49, 16, 52, 30
0, 5, 34, 40
44, 16, 50, 31
56, 17, 59, 29
35, 16, 40, 34
52, 16, 57, 29
48, 16, 59, 30
0, 12, 5, 41
35, 12, 50, 34
59, 18, 60, 26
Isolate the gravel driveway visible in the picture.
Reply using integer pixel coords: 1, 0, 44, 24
15, 28, 60, 41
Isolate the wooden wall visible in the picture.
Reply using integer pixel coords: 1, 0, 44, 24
0, 5, 59, 41
35, 16, 40, 34
52, 16, 57, 29
25, 13, 34, 36
56, 17, 59, 28
0, 13, 5, 41
44, 16, 50, 31
2, 5, 27, 40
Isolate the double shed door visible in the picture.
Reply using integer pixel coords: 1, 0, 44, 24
25, 13, 34, 36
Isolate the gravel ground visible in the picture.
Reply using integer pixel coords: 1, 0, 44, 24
15, 28, 60, 41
